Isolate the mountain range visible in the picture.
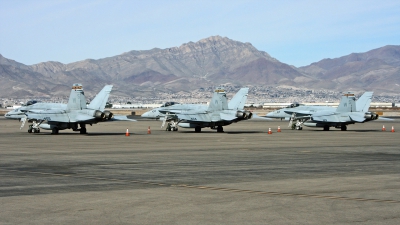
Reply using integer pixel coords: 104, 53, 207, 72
1, 36, 399, 98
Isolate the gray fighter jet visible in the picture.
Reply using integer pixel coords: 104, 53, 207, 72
5, 101, 65, 120
268, 92, 378, 131
22, 83, 134, 134
142, 87, 251, 132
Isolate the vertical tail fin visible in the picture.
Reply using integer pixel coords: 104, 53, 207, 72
228, 88, 249, 110
356, 92, 373, 112
67, 83, 87, 110
336, 92, 357, 112
88, 85, 113, 111
207, 87, 229, 111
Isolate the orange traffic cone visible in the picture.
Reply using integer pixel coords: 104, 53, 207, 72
391, 126, 395, 132
125, 128, 130, 136
382, 125, 386, 131
277, 126, 281, 132
147, 126, 151, 134
268, 128, 272, 134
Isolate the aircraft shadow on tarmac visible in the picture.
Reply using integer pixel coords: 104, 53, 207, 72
27, 132, 144, 136
307, 129, 382, 132
177, 131, 265, 134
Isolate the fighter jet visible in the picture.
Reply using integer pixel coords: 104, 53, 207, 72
22, 83, 134, 134
141, 102, 183, 120
267, 92, 379, 131
5, 101, 65, 120
142, 87, 251, 132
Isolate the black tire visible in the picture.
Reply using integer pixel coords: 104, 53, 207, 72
341, 125, 347, 131
217, 126, 224, 133
195, 126, 201, 132
323, 126, 330, 131
51, 127, 59, 135
80, 127, 87, 134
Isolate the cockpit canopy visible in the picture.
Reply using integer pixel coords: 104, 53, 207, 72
24, 100, 38, 106
161, 102, 180, 107
287, 103, 303, 108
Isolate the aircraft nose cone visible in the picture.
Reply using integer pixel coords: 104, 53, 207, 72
141, 112, 150, 118
266, 112, 274, 117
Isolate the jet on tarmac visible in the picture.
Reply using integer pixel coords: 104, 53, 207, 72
142, 87, 252, 132
5, 102, 66, 120
22, 83, 135, 134
267, 92, 379, 131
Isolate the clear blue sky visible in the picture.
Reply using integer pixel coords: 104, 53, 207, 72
1, 0, 399, 67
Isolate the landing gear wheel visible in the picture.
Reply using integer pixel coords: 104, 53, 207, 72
195, 126, 201, 132
217, 126, 224, 133
341, 125, 347, 131
80, 127, 87, 134
51, 127, 59, 135
173, 127, 178, 131
323, 126, 330, 131
28, 125, 33, 133
166, 124, 172, 131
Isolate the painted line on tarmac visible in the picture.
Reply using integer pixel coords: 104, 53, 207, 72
2, 168, 399, 204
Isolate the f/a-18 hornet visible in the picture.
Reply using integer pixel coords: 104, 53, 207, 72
5, 101, 65, 120
267, 92, 379, 131
21, 83, 134, 134
142, 87, 252, 132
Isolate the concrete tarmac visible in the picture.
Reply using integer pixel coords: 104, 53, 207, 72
0, 118, 400, 224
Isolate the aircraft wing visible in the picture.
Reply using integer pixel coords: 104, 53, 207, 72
311, 111, 335, 117
25, 110, 71, 124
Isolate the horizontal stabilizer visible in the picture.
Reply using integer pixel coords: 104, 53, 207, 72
251, 113, 273, 120
75, 114, 95, 122
378, 117, 394, 121
111, 115, 136, 121
349, 115, 365, 122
